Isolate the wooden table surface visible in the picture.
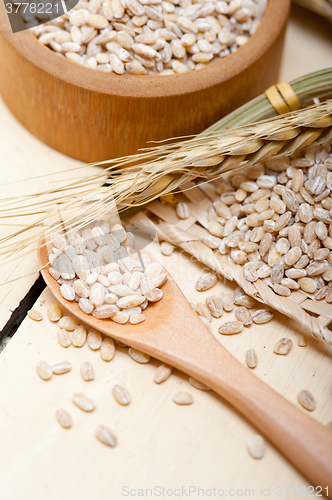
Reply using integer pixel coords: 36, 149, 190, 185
0, 5, 332, 500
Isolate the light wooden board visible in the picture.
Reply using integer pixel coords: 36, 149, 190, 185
0, 257, 332, 500
0, 6, 332, 500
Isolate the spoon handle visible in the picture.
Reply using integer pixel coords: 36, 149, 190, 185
148, 317, 332, 495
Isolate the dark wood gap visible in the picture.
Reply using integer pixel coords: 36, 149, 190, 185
0, 274, 46, 343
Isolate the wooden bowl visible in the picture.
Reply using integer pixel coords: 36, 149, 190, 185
0, 0, 290, 163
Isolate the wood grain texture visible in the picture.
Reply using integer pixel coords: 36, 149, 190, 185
37, 240, 332, 492
0, 0, 289, 162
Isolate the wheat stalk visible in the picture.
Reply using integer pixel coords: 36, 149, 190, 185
0, 70, 332, 264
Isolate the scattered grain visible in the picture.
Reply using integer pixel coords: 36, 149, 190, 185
28, 309, 43, 321
247, 435, 265, 459
56, 408, 73, 429
245, 349, 258, 369
80, 361, 94, 381
128, 347, 150, 363
153, 363, 172, 384
173, 391, 194, 405
72, 392, 96, 412
112, 384, 131, 405
273, 337, 292, 355
95, 425, 117, 447
51, 360, 73, 374
36, 360, 53, 380
47, 304, 63, 322
297, 389, 316, 411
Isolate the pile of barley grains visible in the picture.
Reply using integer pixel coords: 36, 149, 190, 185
48, 221, 167, 324
31, 0, 267, 75
202, 142, 332, 301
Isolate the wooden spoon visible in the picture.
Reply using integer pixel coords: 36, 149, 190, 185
38, 240, 332, 494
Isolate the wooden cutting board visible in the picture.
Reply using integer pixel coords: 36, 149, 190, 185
0, 8, 332, 500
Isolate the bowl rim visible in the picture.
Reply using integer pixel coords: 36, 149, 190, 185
0, 0, 290, 98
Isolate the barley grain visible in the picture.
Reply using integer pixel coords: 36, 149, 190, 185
81, 361, 95, 381
235, 307, 252, 326
72, 392, 96, 412
51, 360, 73, 374
252, 309, 273, 324
218, 321, 243, 335
57, 328, 72, 348
206, 295, 223, 318
195, 272, 217, 291
154, 363, 172, 383
173, 391, 194, 405
112, 384, 131, 405
273, 337, 292, 355
220, 292, 234, 311
298, 336, 307, 347
56, 408, 73, 429
128, 347, 150, 363
36, 360, 53, 380
87, 329, 103, 350
245, 349, 258, 368
297, 389, 316, 411
58, 316, 79, 331
95, 425, 117, 447
189, 377, 210, 391
247, 435, 265, 459
160, 241, 175, 255
47, 304, 63, 322
100, 337, 115, 361
28, 309, 43, 321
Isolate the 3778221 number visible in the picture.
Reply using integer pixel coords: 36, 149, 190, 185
5, 3, 59, 14
276, 486, 329, 496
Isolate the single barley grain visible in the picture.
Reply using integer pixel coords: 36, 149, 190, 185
72, 325, 87, 347
234, 294, 256, 309
196, 302, 212, 322
56, 408, 73, 429
245, 349, 258, 369
153, 363, 172, 384
47, 304, 63, 322
218, 321, 243, 335
57, 328, 72, 348
51, 360, 73, 374
36, 360, 53, 380
80, 361, 95, 381
220, 292, 234, 312
298, 336, 307, 347
60, 283, 75, 301
28, 309, 43, 321
189, 377, 210, 391
206, 295, 223, 318
72, 392, 96, 412
252, 309, 273, 324
247, 435, 265, 459
235, 307, 252, 326
87, 330, 103, 350
195, 273, 217, 291
273, 338, 293, 355
128, 347, 150, 363
176, 202, 190, 219
173, 391, 194, 405
100, 337, 115, 361
95, 425, 117, 447
58, 316, 79, 331
112, 384, 131, 405
297, 389, 316, 411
